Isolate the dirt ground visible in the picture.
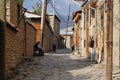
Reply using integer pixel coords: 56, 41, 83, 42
9, 49, 120, 80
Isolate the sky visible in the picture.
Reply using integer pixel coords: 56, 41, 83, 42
23, 0, 82, 29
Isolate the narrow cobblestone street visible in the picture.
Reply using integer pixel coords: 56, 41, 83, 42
9, 49, 107, 80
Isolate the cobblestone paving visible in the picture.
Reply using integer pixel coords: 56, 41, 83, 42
9, 49, 120, 80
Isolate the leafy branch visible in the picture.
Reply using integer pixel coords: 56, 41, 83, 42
16, 0, 24, 5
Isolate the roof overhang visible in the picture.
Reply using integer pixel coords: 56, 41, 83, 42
81, 0, 96, 9
73, 10, 82, 23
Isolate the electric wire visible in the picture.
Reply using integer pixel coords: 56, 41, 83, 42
49, 0, 72, 23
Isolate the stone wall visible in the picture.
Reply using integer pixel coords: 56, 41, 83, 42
96, 0, 120, 67
63, 35, 72, 48
113, 0, 120, 67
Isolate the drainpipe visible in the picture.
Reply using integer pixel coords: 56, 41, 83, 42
24, 19, 27, 57
90, 6, 97, 61
89, 4, 93, 61
82, 9, 85, 56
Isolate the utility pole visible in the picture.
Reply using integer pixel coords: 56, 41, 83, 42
52, 0, 55, 45
106, 0, 113, 80
40, 0, 47, 48
0, 0, 6, 80
65, 0, 71, 46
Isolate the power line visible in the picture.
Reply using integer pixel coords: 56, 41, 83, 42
65, 0, 71, 45
39, 0, 42, 3
49, 0, 72, 23
49, 0, 67, 22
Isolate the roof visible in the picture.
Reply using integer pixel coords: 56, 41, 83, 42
26, 20, 37, 31
25, 12, 41, 18
81, 0, 96, 7
6, 20, 19, 32
81, 0, 89, 7
60, 26, 73, 35
73, 10, 82, 19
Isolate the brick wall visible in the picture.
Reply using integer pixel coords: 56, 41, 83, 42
43, 22, 53, 52
10, 0, 18, 25
5, 0, 36, 78
26, 22, 36, 57
48, 15, 60, 48
5, 0, 24, 77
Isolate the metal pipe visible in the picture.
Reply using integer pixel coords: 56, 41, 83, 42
24, 19, 27, 57
90, 6, 97, 61
89, 6, 96, 61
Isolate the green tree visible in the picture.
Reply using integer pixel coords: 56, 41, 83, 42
32, 3, 42, 15
16, 0, 24, 5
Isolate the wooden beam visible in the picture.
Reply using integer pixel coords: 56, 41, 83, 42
106, 0, 113, 80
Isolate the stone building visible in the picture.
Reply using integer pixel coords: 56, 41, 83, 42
48, 15, 61, 48
25, 12, 41, 43
60, 26, 73, 49
112, 0, 120, 67
73, 0, 120, 67
96, 0, 120, 67
73, 10, 83, 56
25, 12, 54, 52
58, 35, 66, 49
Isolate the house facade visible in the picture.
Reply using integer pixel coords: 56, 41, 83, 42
73, 0, 120, 67
60, 26, 73, 49
73, 10, 83, 55
25, 12, 54, 52
0, 0, 37, 79
48, 15, 61, 48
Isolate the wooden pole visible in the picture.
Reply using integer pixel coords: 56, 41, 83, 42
85, 9, 89, 58
40, 0, 47, 48
106, 0, 113, 80
0, 0, 6, 80
65, 0, 71, 46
